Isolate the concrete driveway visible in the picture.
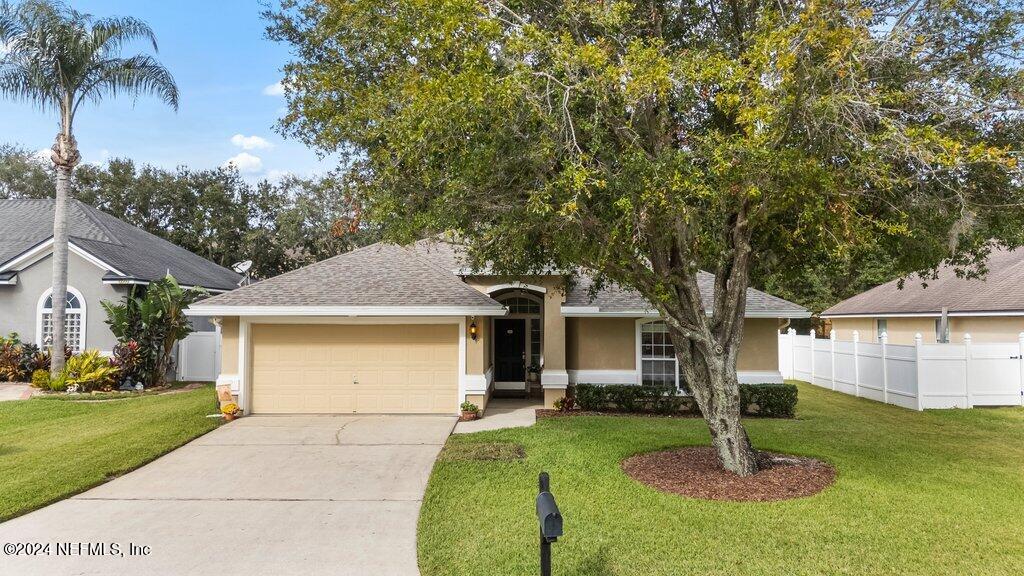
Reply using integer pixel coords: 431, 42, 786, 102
0, 415, 455, 576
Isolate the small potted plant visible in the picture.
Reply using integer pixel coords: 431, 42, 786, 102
221, 402, 241, 422
459, 401, 480, 421
527, 363, 540, 383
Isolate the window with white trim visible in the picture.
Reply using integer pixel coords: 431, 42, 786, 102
39, 290, 84, 352
876, 319, 887, 341
640, 321, 687, 392
503, 296, 541, 315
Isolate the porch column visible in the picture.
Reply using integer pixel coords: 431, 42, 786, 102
542, 285, 568, 407
463, 316, 492, 412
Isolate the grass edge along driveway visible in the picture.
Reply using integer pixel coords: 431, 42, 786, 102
0, 385, 221, 521
418, 381, 1024, 576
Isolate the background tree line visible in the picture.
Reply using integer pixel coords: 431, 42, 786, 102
0, 144, 378, 279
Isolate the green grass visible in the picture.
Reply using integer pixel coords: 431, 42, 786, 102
418, 382, 1024, 575
0, 385, 221, 520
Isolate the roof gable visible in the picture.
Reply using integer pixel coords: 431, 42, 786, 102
0, 199, 241, 291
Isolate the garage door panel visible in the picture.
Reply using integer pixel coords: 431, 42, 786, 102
252, 324, 458, 414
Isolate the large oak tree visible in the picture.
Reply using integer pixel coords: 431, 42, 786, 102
268, 0, 1024, 475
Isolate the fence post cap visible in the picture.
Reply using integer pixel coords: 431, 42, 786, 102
880, 332, 888, 343
788, 327, 796, 335
809, 328, 816, 338
914, 333, 923, 343
830, 330, 836, 340
963, 333, 972, 343
852, 330, 859, 341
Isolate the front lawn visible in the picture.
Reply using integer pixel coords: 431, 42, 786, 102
0, 385, 221, 520
419, 382, 1024, 575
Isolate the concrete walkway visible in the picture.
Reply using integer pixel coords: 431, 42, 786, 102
0, 382, 35, 401
454, 398, 542, 433
0, 414, 456, 576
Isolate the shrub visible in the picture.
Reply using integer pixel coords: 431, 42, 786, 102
102, 275, 205, 387
31, 369, 50, 389
0, 342, 23, 382
740, 383, 798, 418
553, 394, 575, 411
460, 401, 479, 413
18, 343, 47, 374
49, 350, 120, 392
110, 341, 145, 387
572, 382, 796, 418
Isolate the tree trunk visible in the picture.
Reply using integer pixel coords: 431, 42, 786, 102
693, 349, 758, 476
49, 163, 72, 377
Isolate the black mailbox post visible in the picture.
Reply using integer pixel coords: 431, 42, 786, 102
536, 472, 563, 576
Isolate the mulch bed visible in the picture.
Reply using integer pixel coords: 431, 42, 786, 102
622, 446, 835, 502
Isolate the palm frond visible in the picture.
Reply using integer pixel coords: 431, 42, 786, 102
76, 54, 178, 112
89, 16, 158, 55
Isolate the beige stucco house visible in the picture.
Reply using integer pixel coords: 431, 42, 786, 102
187, 240, 809, 416
823, 247, 1024, 345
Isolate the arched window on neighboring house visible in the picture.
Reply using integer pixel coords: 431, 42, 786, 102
37, 287, 86, 353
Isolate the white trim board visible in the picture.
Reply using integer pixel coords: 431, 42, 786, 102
186, 305, 507, 317
0, 237, 127, 276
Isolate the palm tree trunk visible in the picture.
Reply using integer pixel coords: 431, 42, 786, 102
49, 163, 72, 377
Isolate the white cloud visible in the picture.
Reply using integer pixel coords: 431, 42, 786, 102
222, 152, 263, 174
262, 81, 285, 97
230, 134, 273, 150
33, 148, 52, 164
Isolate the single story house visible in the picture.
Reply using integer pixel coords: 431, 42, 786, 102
823, 246, 1024, 345
187, 239, 809, 416
0, 198, 241, 353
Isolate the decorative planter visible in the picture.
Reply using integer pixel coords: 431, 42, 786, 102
223, 411, 241, 422
459, 410, 480, 422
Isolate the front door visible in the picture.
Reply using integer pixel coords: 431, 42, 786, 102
494, 318, 526, 382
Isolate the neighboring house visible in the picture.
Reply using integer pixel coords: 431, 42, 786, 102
0, 199, 241, 354
823, 246, 1024, 345
187, 239, 809, 416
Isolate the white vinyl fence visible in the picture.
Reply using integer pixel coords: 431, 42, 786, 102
175, 331, 220, 382
779, 329, 1024, 410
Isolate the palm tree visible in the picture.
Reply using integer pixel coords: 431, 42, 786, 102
0, 0, 178, 376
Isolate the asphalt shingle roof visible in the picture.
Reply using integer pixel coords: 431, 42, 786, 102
565, 272, 809, 316
0, 199, 241, 291
193, 242, 503, 308
823, 246, 1024, 316
412, 239, 808, 316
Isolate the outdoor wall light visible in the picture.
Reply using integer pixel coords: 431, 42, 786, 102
469, 320, 478, 341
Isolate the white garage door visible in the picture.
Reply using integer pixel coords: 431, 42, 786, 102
250, 323, 459, 414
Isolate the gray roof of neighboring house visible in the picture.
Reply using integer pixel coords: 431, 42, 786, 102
0, 199, 241, 291
413, 239, 808, 317
192, 242, 504, 309
823, 246, 1024, 316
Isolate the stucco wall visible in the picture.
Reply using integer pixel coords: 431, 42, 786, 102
0, 252, 127, 352
736, 318, 781, 371
566, 316, 780, 372
951, 317, 1024, 343
466, 314, 491, 375
220, 316, 239, 374
566, 317, 635, 370
833, 316, 1024, 345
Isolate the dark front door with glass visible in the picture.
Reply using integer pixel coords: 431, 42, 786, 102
494, 318, 526, 382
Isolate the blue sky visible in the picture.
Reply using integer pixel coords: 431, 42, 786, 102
0, 0, 330, 182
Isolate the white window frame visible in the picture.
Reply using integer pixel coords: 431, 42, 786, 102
876, 319, 887, 342
635, 319, 685, 392
36, 286, 87, 352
